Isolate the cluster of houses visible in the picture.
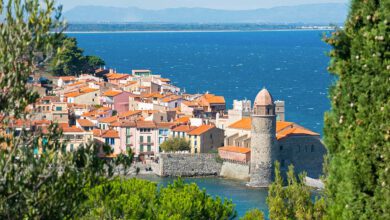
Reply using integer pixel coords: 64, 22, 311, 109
3, 68, 325, 170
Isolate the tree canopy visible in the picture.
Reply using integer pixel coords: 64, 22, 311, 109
50, 35, 105, 76
323, 0, 389, 219
81, 178, 237, 219
160, 137, 191, 152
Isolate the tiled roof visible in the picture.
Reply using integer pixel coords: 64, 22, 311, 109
103, 90, 123, 97
62, 126, 84, 133
172, 125, 196, 133
119, 110, 142, 118
161, 95, 182, 103
101, 129, 119, 138
64, 91, 82, 98
64, 87, 98, 98
276, 127, 320, 140
174, 116, 190, 124
187, 124, 215, 135
218, 146, 251, 154
106, 73, 129, 80
136, 121, 156, 128
92, 129, 102, 137
203, 94, 225, 104
118, 120, 137, 127
67, 81, 85, 87
79, 87, 98, 93
156, 122, 175, 129
228, 118, 251, 130
77, 119, 94, 127
98, 116, 118, 123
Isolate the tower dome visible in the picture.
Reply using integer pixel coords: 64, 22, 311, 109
254, 88, 274, 106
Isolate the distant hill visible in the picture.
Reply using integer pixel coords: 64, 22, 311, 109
64, 3, 348, 24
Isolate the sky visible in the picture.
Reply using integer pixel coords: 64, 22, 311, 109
57, 0, 349, 11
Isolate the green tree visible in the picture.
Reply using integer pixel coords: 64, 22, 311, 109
0, 1, 130, 219
323, 0, 390, 219
160, 137, 191, 152
266, 162, 325, 220
50, 35, 105, 76
50, 36, 86, 76
81, 178, 237, 219
240, 209, 265, 220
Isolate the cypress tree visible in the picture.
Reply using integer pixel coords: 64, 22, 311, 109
324, 0, 389, 219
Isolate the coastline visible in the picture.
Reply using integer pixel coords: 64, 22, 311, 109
64, 28, 335, 34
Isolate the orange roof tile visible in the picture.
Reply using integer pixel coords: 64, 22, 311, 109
156, 122, 175, 129
103, 90, 123, 97
79, 87, 99, 93
98, 116, 118, 123
203, 94, 225, 104
228, 118, 294, 132
136, 121, 156, 128
59, 76, 76, 81
64, 91, 82, 98
172, 125, 196, 133
92, 129, 102, 137
119, 110, 142, 118
161, 95, 182, 103
77, 119, 94, 127
276, 127, 320, 140
219, 146, 251, 154
62, 126, 84, 133
101, 130, 119, 138
67, 81, 85, 87
174, 116, 190, 124
187, 125, 215, 135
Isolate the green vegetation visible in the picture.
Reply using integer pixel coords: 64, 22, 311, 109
267, 162, 325, 219
160, 137, 191, 152
81, 178, 236, 219
50, 34, 105, 76
323, 0, 390, 219
240, 209, 264, 220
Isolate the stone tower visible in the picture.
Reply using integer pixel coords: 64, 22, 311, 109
248, 88, 277, 187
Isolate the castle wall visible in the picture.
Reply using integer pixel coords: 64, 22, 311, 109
277, 136, 326, 178
155, 153, 222, 177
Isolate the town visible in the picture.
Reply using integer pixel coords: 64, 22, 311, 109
6, 68, 326, 186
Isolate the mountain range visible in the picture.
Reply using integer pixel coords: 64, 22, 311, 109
64, 3, 348, 24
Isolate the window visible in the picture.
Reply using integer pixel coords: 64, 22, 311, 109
280, 145, 283, 151
110, 138, 115, 145
140, 136, 144, 143
194, 139, 197, 146
92, 98, 95, 102
147, 145, 151, 152
76, 135, 83, 140
159, 137, 164, 144
55, 106, 62, 111
105, 138, 109, 145
126, 128, 131, 135
210, 134, 212, 139
70, 144, 74, 152
160, 116, 163, 121
311, 145, 315, 152
159, 129, 163, 135
126, 136, 131, 144
140, 145, 144, 152
147, 136, 151, 143
195, 148, 197, 153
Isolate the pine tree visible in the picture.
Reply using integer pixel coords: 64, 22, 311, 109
323, 0, 390, 219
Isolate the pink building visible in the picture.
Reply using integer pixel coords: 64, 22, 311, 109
101, 90, 133, 113
218, 146, 251, 163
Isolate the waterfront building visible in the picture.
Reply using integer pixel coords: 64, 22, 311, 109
219, 88, 326, 186
61, 125, 93, 152
187, 124, 224, 154
64, 87, 100, 105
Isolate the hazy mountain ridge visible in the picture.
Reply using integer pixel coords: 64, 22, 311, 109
64, 3, 348, 24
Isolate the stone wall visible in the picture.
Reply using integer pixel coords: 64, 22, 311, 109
154, 153, 222, 177
220, 161, 250, 181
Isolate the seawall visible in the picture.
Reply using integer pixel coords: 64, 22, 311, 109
153, 153, 222, 177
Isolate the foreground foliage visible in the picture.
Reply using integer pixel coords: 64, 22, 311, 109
323, 0, 390, 219
81, 178, 237, 220
160, 137, 191, 152
267, 162, 325, 220
240, 208, 265, 220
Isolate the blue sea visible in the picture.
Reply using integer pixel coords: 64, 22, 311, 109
70, 30, 333, 217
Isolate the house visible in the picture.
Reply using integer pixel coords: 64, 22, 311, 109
187, 125, 224, 154
133, 121, 158, 157
61, 126, 93, 152
76, 119, 95, 131
218, 146, 251, 163
132, 69, 151, 77
101, 90, 132, 113
57, 76, 76, 87
156, 122, 175, 153
64, 87, 100, 105
197, 93, 226, 119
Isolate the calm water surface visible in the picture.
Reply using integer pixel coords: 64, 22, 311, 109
138, 175, 268, 218
69, 31, 333, 217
